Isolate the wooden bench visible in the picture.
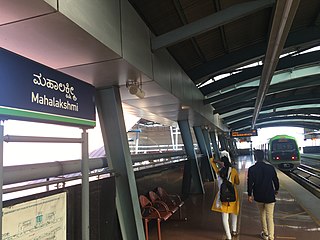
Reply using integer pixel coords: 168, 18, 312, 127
139, 195, 172, 240
156, 187, 185, 220
148, 190, 180, 216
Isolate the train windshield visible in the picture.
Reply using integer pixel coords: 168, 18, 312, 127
272, 139, 297, 151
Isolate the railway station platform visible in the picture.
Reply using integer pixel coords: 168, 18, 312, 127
144, 155, 320, 240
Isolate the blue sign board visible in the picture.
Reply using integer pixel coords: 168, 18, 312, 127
0, 48, 96, 128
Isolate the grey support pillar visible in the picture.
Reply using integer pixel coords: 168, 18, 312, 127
209, 131, 220, 161
233, 139, 239, 156
203, 128, 217, 178
178, 120, 204, 196
96, 87, 144, 240
218, 134, 227, 151
193, 126, 214, 181
228, 138, 237, 159
202, 129, 212, 158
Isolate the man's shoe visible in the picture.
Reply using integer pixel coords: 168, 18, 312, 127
231, 231, 238, 236
260, 231, 269, 240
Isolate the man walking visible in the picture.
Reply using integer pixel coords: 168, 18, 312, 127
247, 149, 279, 240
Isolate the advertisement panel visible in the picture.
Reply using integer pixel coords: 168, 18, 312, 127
0, 48, 95, 128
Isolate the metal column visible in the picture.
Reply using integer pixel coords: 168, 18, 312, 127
81, 129, 90, 240
228, 138, 238, 159
218, 134, 227, 151
209, 131, 220, 161
202, 129, 212, 158
2, 131, 86, 238
96, 86, 144, 240
193, 126, 214, 181
203, 128, 216, 179
0, 123, 3, 238
178, 120, 204, 196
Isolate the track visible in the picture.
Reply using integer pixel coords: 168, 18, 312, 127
287, 163, 320, 198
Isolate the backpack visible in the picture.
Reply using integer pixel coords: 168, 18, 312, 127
220, 168, 236, 203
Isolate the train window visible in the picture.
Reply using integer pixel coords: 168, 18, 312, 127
272, 140, 296, 151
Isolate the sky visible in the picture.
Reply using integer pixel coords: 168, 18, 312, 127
2, 111, 140, 166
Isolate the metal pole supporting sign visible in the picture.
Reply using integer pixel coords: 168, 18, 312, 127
0, 121, 4, 238
81, 129, 90, 240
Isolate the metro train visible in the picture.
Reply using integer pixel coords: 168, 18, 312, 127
258, 135, 301, 171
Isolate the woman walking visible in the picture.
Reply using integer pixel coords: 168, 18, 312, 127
210, 153, 240, 240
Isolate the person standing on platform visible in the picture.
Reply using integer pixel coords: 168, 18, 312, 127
210, 153, 240, 240
247, 149, 279, 240
221, 149, 236, 166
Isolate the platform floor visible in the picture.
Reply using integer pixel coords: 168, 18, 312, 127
146, 155, 320, 239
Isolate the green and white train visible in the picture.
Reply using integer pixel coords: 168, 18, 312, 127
259, 135, 301, 171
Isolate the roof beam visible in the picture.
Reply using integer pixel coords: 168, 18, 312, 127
231, 115, 320, 129
222, 78, 320, 123
151, 0, 275, 50
233, 118, 320, 130
213, 0, 229, 53
236, 121, 320, 131
207, 72, 320, 106
172, 0, 206, 63
224, 106, 320, 124
213, 91, 257, 109
201, 66, 262, 95
215, 91, 320, 115
214, 100, 254, 114
188, 26, 320, 83
204, 87, 257, 105
200, 51, 320, 95
313, 4, 320, 26
263, 91, 320, 108
262, 99, 320, 112
252, 0, 300, 128
223, 109, 254, 123
258, 121, 320, 129
212, 75, 320, 109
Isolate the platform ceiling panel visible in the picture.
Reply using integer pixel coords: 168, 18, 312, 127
0, 13, 120, 70
0, 0, 55, 25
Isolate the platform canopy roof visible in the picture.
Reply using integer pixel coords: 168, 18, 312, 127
1, 0, 320, 133
128, 0, 320, 131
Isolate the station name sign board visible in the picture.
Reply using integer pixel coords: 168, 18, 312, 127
0, 48, 96, 128
230, 129, 258, 138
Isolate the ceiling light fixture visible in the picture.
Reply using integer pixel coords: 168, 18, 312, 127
126, 78, 145, 99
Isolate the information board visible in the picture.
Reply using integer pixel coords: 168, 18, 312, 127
0, 48, 96, 128
231, 129, 258, 137
2, 192, 67, 240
